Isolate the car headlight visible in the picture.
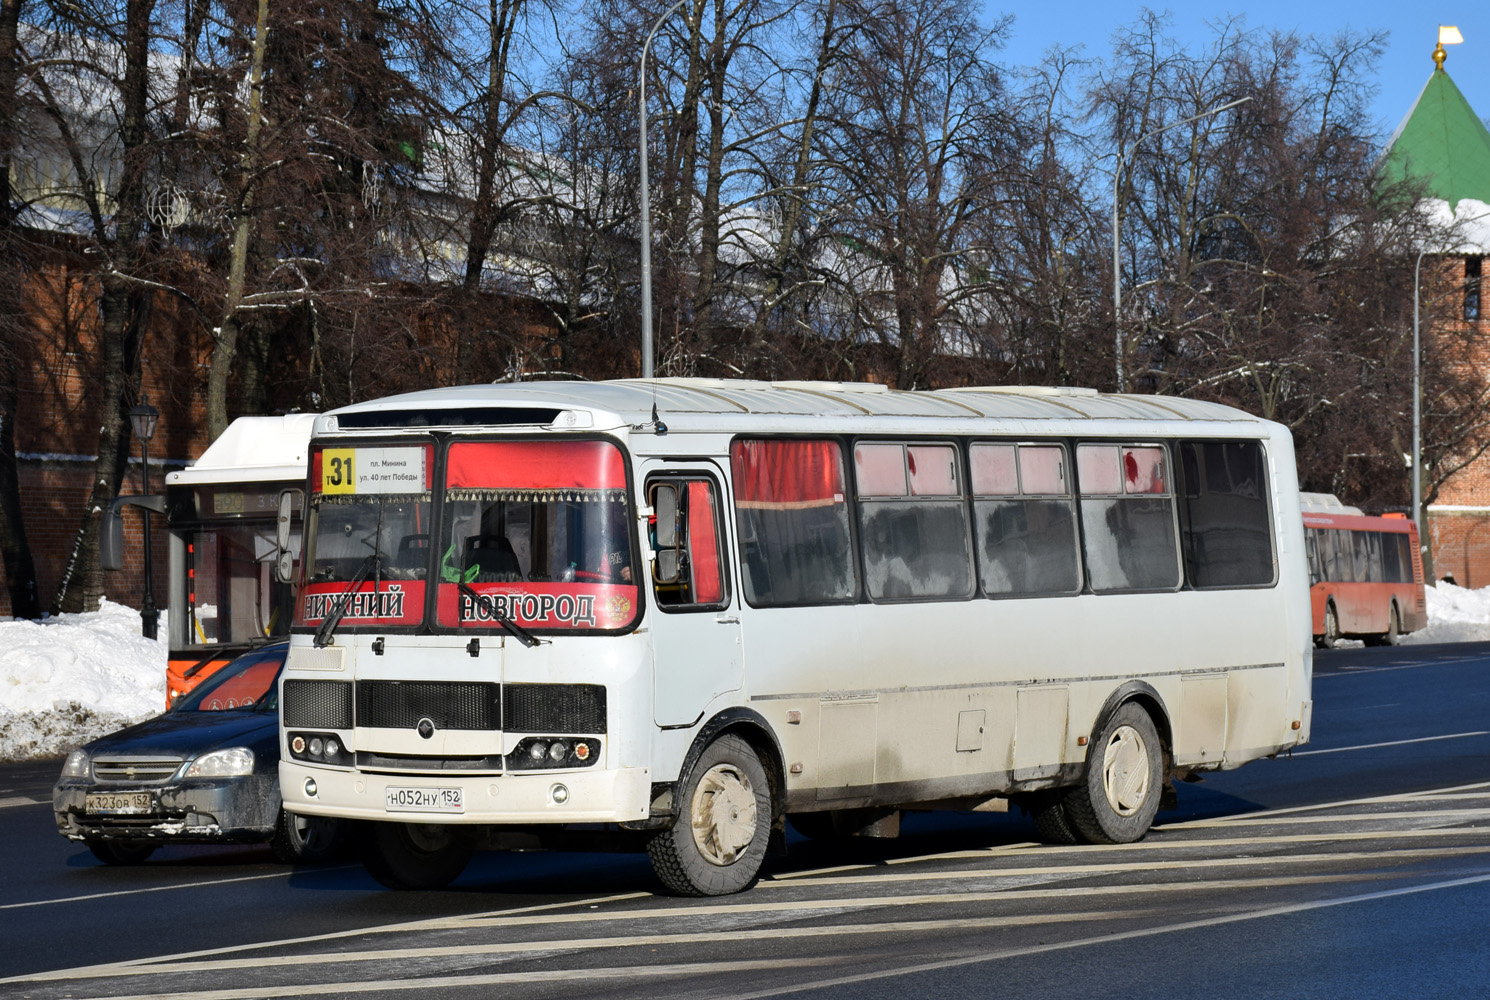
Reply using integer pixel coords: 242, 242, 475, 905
61, 749, 90, 779
183, 747, 255, 778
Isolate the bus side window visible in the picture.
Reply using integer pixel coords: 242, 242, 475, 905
969, 442, 1080, 597
1076, 443, 1181, 593
1175, 440, 1274, 589
854, 441, 974, 602
649, 478, 728, 610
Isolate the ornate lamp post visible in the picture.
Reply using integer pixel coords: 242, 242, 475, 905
128, 396, 160, 639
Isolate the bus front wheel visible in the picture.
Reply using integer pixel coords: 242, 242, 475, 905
1064, 703, 1164, 845
648, 734, 771, 896
361, 821, 472, 890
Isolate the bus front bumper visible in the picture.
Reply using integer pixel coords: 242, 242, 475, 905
279, 760, 652, 825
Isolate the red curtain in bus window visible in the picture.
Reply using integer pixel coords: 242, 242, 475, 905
687, 481, 723, 603
446, 440, 626, 489
730, 439, 844, 508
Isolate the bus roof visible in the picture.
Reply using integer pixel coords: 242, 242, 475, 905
166, 414, 317, 486
316, 379, 1278, 437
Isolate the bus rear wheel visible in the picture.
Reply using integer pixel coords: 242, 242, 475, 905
1366, 605, 1402, 647
1321, 603, 1340, 649
1064, 703, 1164, 845
648, 734, 771, 896
361, 821, 472, 890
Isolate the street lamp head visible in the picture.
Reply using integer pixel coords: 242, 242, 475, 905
128, 396, 159, 443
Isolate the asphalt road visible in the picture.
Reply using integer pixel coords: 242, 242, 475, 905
1, 641, 1486, 999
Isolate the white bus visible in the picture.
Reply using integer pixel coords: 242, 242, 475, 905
277, 380, 1312, 895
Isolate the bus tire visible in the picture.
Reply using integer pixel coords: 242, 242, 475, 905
1322, 603, 1340, 648
86, 839, 156, 865
1064, 702, 1163, 845
1027, 792, 1080, 845
648, 734, 771, 896
270, 808, 346, 864
1371, 604, 1402, 647
361, 821, 472, 890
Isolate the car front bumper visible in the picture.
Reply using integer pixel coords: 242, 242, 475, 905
53, 775, 280, 844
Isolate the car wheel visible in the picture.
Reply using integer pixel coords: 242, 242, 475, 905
1063, 702, 1164, 845
87, 839, 156, 865
361, 821, 472, 890
271, 808, 346, 864
648, 734, 772, 896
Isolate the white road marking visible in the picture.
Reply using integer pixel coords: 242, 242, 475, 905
3, 874, 1400, 986
1292, 731, 1490, 756
1164, 808, 1490, 827
0, 796, 45, 809
0, 870, 305, 911
54, 957, 846, 1000
12, 909, 1158, 981
728, 872, 1490, 999
1156, 779, 1490, 828
755, 846, 1490, 888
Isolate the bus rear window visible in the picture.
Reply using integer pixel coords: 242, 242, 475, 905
437, 439, 639, 632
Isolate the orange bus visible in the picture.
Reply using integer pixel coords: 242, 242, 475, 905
1301, 494, 1426, 647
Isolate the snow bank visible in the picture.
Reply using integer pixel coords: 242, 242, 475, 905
0, 599, 166, 761
1403, 581, 1490, 645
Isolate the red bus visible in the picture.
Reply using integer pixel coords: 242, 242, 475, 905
1301, 494, 1426, 647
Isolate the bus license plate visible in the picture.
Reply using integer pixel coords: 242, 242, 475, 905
385, 786, 464, 814
85, 792, 153, 815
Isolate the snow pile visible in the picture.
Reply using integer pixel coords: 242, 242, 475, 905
1403, 580, 1490, 644
0, 599, 166, 761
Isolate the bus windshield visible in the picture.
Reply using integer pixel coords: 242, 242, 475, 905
437, 439, 639, 632
297, 444, 433, 629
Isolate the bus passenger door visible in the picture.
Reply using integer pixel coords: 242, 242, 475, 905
644, 465, 743, 727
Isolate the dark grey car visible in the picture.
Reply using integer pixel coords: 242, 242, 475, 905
53, 642, 344, 865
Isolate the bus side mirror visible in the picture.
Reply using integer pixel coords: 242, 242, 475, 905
651, 484, 680, 584
275, 489, 301, 583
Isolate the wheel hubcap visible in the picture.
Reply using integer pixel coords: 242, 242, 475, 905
690, 763, 758, 866
1102, 725, 1151, 816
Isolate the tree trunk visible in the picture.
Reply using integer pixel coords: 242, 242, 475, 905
206, 0, 268, 440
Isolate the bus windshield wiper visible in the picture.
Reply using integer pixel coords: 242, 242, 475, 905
457, 581, 545, 648
313, 553, 379, 648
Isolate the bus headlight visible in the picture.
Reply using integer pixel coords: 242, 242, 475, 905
506, 737, 602, 770
184, 747, 255, 778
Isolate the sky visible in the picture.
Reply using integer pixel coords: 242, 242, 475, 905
999, 3, 1489, 142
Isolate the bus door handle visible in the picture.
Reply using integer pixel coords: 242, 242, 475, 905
715, 614, 740, 625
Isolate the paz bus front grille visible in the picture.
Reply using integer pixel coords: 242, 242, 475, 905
503, 684, 607, 734
356, 680, 501, 730
282, 680, 354, 729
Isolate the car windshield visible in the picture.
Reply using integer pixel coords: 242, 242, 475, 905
174, 645, 286, 713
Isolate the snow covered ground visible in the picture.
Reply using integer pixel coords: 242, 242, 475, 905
3, 585, 1489, 762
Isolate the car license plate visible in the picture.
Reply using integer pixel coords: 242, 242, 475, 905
385, 786, 464, 814
84, 791, 153, 815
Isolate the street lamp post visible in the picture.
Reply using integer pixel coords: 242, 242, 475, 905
1112, 96, 1252, 393
638, 0, 690, 381
128, 396, 160, 640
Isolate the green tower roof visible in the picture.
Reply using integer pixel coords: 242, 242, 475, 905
1380, 67, 1490, 209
